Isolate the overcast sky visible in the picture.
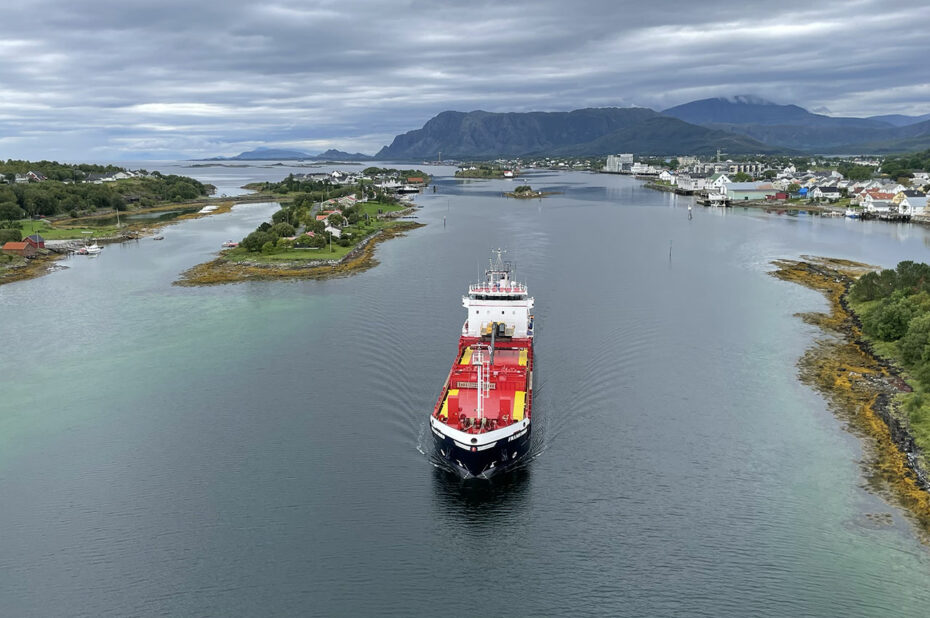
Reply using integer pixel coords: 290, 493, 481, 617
1, 0, 928, 160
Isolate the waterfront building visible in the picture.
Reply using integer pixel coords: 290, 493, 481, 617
604, 154, 634, 173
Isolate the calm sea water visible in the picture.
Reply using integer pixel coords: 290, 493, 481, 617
3, 165, 930, 616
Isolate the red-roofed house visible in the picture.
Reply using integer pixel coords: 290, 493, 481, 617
2, 241, 36, 257
24, 233, 45, 249
862, 192, 896, 209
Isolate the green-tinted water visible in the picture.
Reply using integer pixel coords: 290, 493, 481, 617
3, 168, 930, 616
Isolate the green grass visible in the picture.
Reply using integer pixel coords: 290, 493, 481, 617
17, 220, 122, 240
357, 200, 405, 217
225, 244, 354, 263
227, 211, 411, 264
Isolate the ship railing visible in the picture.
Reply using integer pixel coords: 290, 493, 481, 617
469, 283, 527, 294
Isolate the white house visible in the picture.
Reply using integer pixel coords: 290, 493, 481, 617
677, 174, 707, 193
897, 190, 927, 215
707, 173, 732, 191
658, 170, 677, 185
809, 186, 842, 202
865, 199, 893, 214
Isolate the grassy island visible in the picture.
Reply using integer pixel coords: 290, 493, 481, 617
455, 164, 517, 179
176, 173, 425, 285
504, 185, 555, 199
774, 257, 930, 536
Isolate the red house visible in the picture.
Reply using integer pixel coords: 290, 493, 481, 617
24, 233, 45, 249
2, 241, 37, 257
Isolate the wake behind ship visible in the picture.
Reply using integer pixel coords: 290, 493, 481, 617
430, 250, 535, 479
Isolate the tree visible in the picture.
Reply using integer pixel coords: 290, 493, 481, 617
270, 222, 295, 238
261, 241, 276, 254
0, 228, 22, 243
731, 172, 752, 182
900, 313, 930, 366
0, 201, 23, 222
762, 170, 777, 180
327, 213, 343, 227
862, 291, 921, 341
241, 230, 275, 252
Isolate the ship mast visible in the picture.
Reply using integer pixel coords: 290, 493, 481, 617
472, 346, 491, 423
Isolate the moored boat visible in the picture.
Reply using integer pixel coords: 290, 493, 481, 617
76, 242, 102, 255
430, 250, 535, 479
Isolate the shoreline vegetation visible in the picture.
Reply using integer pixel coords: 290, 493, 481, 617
175, 221, 423, 285
2, 163, 431, 287
0, 197, 262, 287
773, 257, 930, 537
504, 185, 558, 199
176, 170, 429, 285
455, 165, 516, 179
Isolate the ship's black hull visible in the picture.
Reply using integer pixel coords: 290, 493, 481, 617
432, 424, 531, 480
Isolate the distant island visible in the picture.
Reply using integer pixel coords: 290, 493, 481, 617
200, 147, 373, 162
504, 185, 556, 199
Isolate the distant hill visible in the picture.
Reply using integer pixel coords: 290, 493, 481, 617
826, 119, 930, 154
203, 147, 372, 161
866, 113, 930, 127
375, 107, 773, 159
662, 95, 889, 129
661, 96, 930, 152
315, 149, 372, 161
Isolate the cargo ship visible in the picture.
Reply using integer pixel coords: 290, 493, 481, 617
430, 250, 535, 479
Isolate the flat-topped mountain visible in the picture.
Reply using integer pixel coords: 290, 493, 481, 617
375, 107, 774, 159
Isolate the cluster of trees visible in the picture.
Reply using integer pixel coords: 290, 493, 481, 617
239, 193, 391, 253
850, 261, 930, 387
0, 171, 210, 222
0, 160, 123, 183
881, 150, 930, 181
835, 163, 876, 181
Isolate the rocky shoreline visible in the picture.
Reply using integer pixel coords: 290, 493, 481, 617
0, 199, 249, 287
174, 221, 424, 286
773, 257, 930, 536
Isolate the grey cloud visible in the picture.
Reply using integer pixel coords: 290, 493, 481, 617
0, 0, 927, 159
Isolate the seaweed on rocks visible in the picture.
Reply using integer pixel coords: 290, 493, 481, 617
773, 256, 930, 537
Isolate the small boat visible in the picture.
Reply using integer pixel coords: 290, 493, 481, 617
222, 240, 238, 248
845, 208, 861, 219
77, 242, 102, 255
153, 234, 165, 240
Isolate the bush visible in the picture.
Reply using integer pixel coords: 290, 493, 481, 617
901, 313, 930, 365
851, 270, 898, 302
270, 222, 295, 238
261, 241, 276, 254
0, 228, 22, 243
241, 230, 275, 252
862, 291, 921, 341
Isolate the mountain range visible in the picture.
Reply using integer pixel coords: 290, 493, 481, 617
209, 97, 930, 161
661, 96, 930, 152
375, 107, 776, 159
203, 147, 372, 161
